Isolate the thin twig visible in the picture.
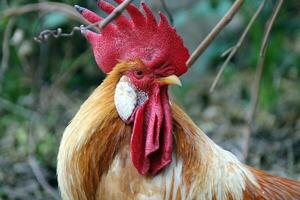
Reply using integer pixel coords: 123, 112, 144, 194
159, 0, 174, 25
0, 19, 15, 86
34, 27, 81, 42
209, 0, 267, 93
186, 0, 244, 68
0, 96, 39, 119
0, 2, 95, 42
1, 2, 84, 22
221, 46, 234, 58
34, 0, 134, 42
28, 156, 60, 200
242, 0, 284, 162
95, 0, 134, 30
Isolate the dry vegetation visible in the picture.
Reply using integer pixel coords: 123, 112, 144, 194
0, 0, 299, 199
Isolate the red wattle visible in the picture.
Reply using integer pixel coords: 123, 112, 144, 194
130, 86, 172, 175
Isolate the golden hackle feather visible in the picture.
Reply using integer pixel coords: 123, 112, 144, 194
244, 167, 300, 199
57, 61, 137, 200
58, 60, 300, 200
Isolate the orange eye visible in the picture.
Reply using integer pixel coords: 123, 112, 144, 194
134, 70, 144, 79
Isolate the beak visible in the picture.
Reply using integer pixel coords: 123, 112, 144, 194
158, 75, 182, 86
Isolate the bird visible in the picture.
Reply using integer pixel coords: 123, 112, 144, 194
57, 1, 300, 199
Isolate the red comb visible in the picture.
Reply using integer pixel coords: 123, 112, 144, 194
77, 0, 189, 76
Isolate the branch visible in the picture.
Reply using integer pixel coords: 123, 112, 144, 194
0, 96, 39, 119
35, 0, 134, 42
34, 27, 81, 42
209, 0, 267, 93
159, 0, 174, 25
28, 156, 60, 200
0, 2, 94, 42
1, 2, 84, 22
242, 0, 284, 161
0, 19, 15, 86
93, 0, 134, 31
186, 0, 244, 68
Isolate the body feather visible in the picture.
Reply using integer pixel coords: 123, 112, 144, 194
57, 63, 300, 200
244, 167, 300, 199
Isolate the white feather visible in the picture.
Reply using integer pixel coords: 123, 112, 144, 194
114, 76, 137, 121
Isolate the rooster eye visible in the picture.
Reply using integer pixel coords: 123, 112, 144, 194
134, 70, 144, 79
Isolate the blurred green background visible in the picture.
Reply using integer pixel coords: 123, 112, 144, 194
0, 0, 299, 199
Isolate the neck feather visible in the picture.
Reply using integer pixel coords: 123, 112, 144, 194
57, 63, 258, 200
172, 103, 259, 199
57, 68, 131, 200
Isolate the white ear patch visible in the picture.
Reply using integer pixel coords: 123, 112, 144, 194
114, 76, 137, 122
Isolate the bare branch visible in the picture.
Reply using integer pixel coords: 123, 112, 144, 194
1, 2, 84, 22
209, 0, 267, 93
242, 0, 284, 161
34, 27, 81, 42
221, 46, 234, 58
1, 1, 134, 42
0, 96, 39, 119
186, 0, 244, 68
159, 0, 174, 25
34, 0, 134, 42
0, 2, 94, 43
28, 156, 60, 200
94, 0, 134, 31
0, 19, 15, 86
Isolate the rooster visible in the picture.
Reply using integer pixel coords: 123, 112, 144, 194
57, 1, 300, 200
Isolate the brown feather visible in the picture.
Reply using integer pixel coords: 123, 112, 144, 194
58, 60, 300, 200
57, 61, 138, 200
172, 103, 202, 188
244, 167, 300, 200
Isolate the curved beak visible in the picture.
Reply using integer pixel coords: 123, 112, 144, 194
158, 75, 182, 86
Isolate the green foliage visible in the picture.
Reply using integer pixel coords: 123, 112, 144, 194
0, 0, 299, 199
44, 12, 68, 28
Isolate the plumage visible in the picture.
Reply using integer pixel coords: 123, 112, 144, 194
57, 1, 300, 200
57, 61, 300, 200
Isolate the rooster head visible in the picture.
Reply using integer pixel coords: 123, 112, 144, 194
76, 0, 189, 175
